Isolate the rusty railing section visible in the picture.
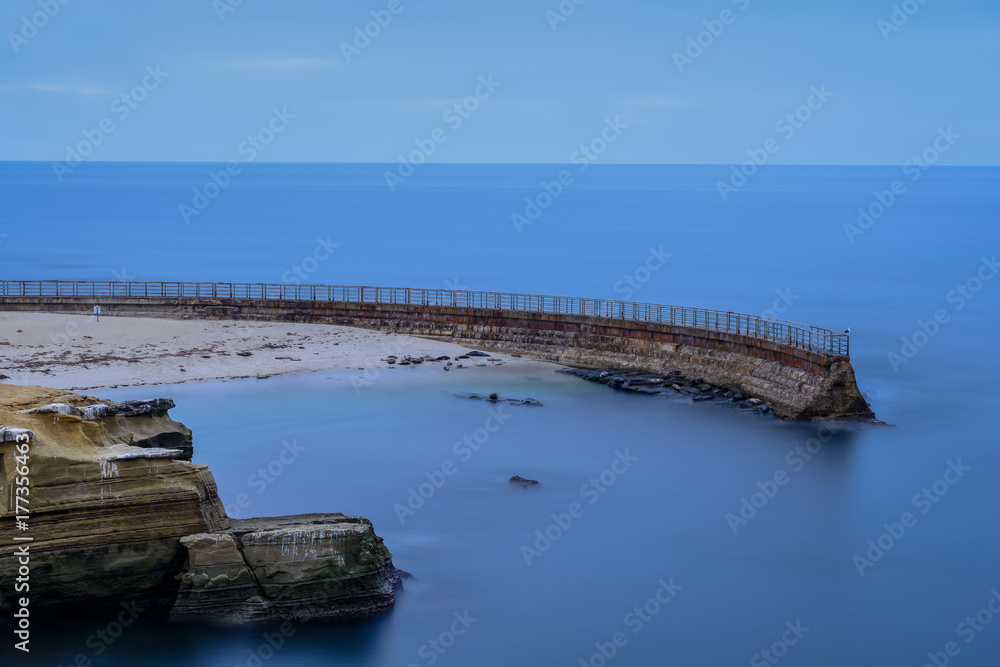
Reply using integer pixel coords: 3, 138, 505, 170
0, 280, 850, 355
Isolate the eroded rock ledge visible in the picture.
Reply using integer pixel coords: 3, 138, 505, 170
0, 384, 400, 622
172, 514, 399, 623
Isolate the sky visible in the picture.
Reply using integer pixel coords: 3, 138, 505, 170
1, 0, 997, 165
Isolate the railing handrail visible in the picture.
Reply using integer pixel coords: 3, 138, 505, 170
0, 280, 850, 355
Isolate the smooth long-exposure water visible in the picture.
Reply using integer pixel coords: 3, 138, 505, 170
2, 162, 999, 666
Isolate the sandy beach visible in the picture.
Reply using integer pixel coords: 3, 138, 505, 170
0, 312, 551, 390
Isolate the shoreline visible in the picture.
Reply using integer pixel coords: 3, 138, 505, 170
0, 312, 558, 391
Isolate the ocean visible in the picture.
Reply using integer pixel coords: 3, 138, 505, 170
2, 162, 999, 666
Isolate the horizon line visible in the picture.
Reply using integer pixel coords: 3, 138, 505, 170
1, 160, 997, 168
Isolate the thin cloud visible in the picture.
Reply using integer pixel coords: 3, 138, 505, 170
23, 83, 110, 95
326, 96, 566, 119
213, 57, 339, 72
620, 96, 684, 109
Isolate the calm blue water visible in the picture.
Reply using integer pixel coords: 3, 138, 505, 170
2, 162, 999, 666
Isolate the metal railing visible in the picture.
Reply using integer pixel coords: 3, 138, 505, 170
0, 280, 850, 355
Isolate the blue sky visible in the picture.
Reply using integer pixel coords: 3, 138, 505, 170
1, 0, 997, 164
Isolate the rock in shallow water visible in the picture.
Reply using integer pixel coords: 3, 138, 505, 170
172, 514, 401, 623
559, 369, 789, 418
457, 393, 543, 406
509, 475, 540, 488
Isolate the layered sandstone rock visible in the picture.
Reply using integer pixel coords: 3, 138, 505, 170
172, 515, 399, 623
171, 532, 263, 621
0, 384, 399, 621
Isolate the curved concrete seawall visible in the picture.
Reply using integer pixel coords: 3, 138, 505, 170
0, 287, 874, 421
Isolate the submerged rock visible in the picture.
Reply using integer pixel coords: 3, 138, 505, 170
559, 368, 791, 419
509, 475, 540, 488
457, 393, 543, 407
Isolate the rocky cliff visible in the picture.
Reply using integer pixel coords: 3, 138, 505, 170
0, 384, 400, 622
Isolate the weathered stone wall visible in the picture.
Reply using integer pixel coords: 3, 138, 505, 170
0, 296, 873, 420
